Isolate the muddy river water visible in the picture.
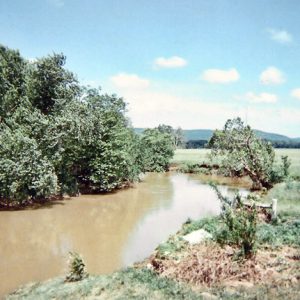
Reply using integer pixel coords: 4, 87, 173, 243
0, 173, 247, 296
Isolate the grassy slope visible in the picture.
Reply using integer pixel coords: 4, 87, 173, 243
7, 269, 200, 300
275, 149, 300, 178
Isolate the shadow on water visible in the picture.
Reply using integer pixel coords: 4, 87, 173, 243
0, 199, 66, 211
0, 172, 247, 297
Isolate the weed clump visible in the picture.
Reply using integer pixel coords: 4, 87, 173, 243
65, 252, 88, 282
215, 205, 257, 258
178, 163, 211, 174
211, 183, 258, 258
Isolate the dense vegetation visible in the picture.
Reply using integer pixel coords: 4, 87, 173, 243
139, 128, 175, 172
0, 45, 174, 206
208, 118, 290, 190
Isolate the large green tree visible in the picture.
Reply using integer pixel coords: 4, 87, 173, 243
0, 44, 178, 206
0, 45, 27, 121
208, 118, 289, 190
140, 128, 175, 172
0, 45, 146, 205
157, 124, 185, 148
26, 53, 80, 114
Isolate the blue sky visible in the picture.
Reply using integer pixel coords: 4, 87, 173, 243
1, 0, 300, 137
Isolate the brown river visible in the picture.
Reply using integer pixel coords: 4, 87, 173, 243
0, 173, 248, 297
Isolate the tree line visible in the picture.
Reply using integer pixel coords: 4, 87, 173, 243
184, 139, 300, 149
0, 45, 175, 206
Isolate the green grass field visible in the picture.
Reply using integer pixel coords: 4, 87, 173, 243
171, 149, 211, 164
275, 149, 300, 178
172, 149, 300, 178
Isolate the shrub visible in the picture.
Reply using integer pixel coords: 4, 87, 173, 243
65, 252, 88, 282
211, 184, 258, 258
270, 155, 291, 183
139, 128, 175, 172
216, 205, 257, 258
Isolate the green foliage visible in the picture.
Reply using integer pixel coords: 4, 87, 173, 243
211, 184, 258, 258
140, 127, 175, 172
65, 252, 88, 282
209, 117, 289, 190
270, 155, 291, 183
156, 236, 186, 258
0, 45, 27, 121
1, 45, 170, 205
257, 219, 300, 247
178, 162, 202, 173
177, 162, 212, 174
77, 88, 142, 192
157, 124, 185, 148
26, 53, 79, 114
0, 124, 58, 204
216, 205, 258, 258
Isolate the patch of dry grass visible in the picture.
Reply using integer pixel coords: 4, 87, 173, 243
149, 242, 300, 291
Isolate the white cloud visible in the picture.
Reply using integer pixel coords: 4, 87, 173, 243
107, 74, 299, 137
245, 107, 300, 137
245, 92, 278, 104
153, 56, 187, 69
291, 88, 300, 100
48, 0, 64, 7
267, 28, 293, 44
123, 88, 298, 136
260, 67, 285, 85
201, 68, 240, 84
110, 73, 150, 90
123, 89, 243, 129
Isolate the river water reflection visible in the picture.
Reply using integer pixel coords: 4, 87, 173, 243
0, 173, 247, 296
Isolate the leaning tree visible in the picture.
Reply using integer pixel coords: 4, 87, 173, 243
208, 118, 288, 190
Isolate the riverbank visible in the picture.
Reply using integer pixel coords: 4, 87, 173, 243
6, 180, 300, 299
7, 217, 300, 299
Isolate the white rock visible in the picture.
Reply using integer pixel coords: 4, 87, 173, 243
182, 229, 212, 244
201, 292, 218, 300
146, 263, 153, 270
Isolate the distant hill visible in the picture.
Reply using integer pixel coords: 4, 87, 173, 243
134, 128, 145, 135
182, 129, 213, 141
134, 128, 299, 143
183, 129, 299, 142
253, 130, 294, 142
